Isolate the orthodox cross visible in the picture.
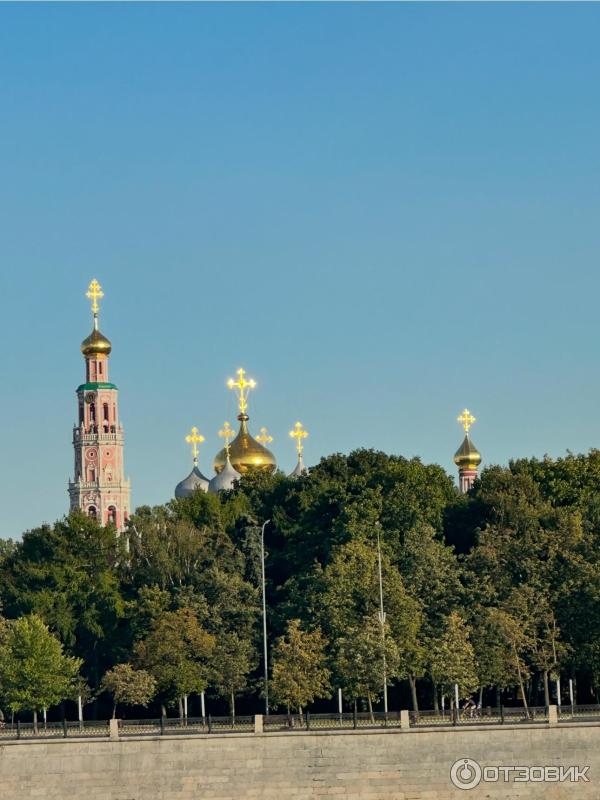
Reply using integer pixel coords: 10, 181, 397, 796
86, 279, 104, 318
289, 421, 308, 455
219, 422, 235, 458
227, 368, 256, 415
257, 427, 273, 448
185, 426, 205, 465
457, 409, 476, 434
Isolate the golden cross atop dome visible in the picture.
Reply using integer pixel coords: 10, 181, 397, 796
290, 421, 309, 455
218, 421, 235, 458
257, 427, 273, 447
185, 426, 205, 465
227, 368, 256, 415
457, 409, 476, 434
86, 279, 104, 317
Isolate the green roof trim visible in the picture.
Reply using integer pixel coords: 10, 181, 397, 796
76, 382, 118, 392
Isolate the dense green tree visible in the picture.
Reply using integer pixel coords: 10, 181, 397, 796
134, 607, 214, 716
211, 632, 257, 717
319, 537, 422, 708
0, 513, 127, 692
0, 615, 81, 729
334, 614, 401, 715
270, 620, 331, 714
428, 612, 478, 706
5, 446, 600, 716
101, 664, 156, 718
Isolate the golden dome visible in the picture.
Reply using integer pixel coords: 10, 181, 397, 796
81, 327, 112, 357
453, 433, 482, 469
214, 415, 277, 475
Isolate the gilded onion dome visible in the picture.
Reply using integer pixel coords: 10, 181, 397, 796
214, 414, 277, 474
453, 433, 482, 470
81, 279, 112, 356
81, 327, 112, 357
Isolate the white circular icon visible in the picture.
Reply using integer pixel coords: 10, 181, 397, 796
450, 758, 482, 790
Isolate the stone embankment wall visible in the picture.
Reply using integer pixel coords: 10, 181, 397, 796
1, 723, 599, 799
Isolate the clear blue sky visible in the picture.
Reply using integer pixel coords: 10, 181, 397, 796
1, 4, 600, 538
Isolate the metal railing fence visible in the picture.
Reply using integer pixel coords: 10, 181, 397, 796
409, 705, 549, 728
2, 703, 599, 742
0, 720, 110, 740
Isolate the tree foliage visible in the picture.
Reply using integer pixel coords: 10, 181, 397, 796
3, 447, 600, 715
270, 620, 331, 713
101, 663, 156, 717
0, 615, 81, 721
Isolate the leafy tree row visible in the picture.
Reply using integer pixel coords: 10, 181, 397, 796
2, 449, 600, 720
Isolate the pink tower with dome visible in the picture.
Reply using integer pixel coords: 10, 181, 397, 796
68, 280, 131, 531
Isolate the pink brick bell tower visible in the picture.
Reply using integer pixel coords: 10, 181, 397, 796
68, 279, 131, 531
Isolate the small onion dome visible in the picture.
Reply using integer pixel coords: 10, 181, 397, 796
81, 327, 112, 357
453, 434, 482, 470
214, 415, 277, 475
208, 457, 241, 494
175, 466, 209, 498
289, 456, 308, 479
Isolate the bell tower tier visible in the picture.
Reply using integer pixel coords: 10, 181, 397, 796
68, 280, 131, 531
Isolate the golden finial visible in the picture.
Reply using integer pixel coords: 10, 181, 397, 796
289, 421, 309, 455
218, 421, 235, 458
227, 368, 256, 415
86, 279, 104, 328
185, 426, 205, 465
257, 427, 273, 448
457, 409, 476, 434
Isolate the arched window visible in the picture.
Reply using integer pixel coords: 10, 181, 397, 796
103, 403, 109, 421
107, 506, 117, 526
89, 403, 96, 422
88, 506, 97, 519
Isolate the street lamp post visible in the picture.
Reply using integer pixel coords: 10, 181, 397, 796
260, 519, 271, 716
376, 523, 388, 714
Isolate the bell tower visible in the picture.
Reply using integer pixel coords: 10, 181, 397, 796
68, 279, 131, 530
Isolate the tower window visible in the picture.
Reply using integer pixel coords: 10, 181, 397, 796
88, 506, 97, 519
89, 403, 96, 422
98, 362, 103, 376
103, 403, 109, 421
107, 506, 117, 526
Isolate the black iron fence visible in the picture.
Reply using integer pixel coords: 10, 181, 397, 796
558, 703, 600, 722
263, 711, 403, 732
119, 715, 253, 737
409, 705, 549, 728
0, 720, 110, 740
1, 703, 599, 741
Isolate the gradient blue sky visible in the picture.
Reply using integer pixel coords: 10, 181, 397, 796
1, 4, 600, 537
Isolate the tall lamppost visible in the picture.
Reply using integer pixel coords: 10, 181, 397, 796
376, 522, 388, 713
260, 519, 271, 715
